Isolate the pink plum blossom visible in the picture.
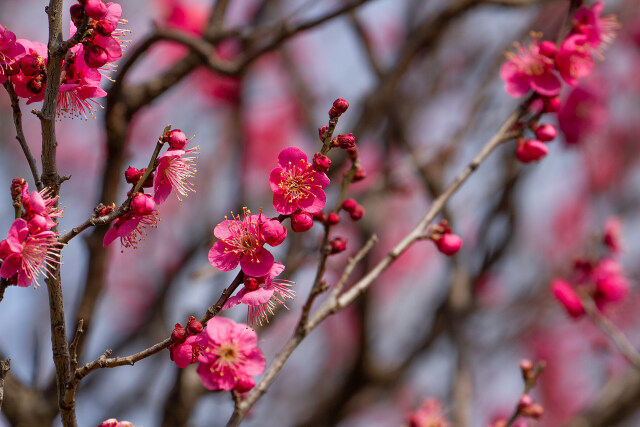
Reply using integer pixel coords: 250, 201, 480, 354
555, 35, 595, 86
170, 333, 207, 368
0, 25, 25, 83
500, 39, 562, 98
208, 210, 282, 277
222, 261, 295, 326
592, 258, 628, 309
196, 317, 266, 392
0, 218, 60, 288
153, 148, 197, 204
270, 147, 330, 215
21, 184, 61, 232
557, 84, 608, 145
103, 211, 159, 249
572, 1, 619, 54
99, 419, 134, 427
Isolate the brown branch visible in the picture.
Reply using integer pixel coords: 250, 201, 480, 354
226, 97, 531, 426
3, 81, 42, 190
0, 358, 9, 411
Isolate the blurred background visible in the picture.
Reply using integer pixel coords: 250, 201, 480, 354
1, 0, 640, 426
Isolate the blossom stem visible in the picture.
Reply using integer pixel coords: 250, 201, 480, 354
320, 116, 339, 155
504, 362, 545, 427
582, 296, 640, 369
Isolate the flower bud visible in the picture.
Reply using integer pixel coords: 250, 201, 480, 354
260, 219, 287, 246
124, 166, 141, 184
19, 55, 39, 77
139, 168, 154, 188
539, 41, 556, 58
290, 210, 313, 232
349, 204, 365, 221
70, 4, 85, 27
84, 45, 108, 68
516, 139, 548, 163
518, 394, 534, 411
551, 279, 584, 318
332, 98, 349, 115
131, 193, 155, 216
352, 166, 366, 182
347, 146, 359, 161
337, 133, 355, 149
435, 233, 462, 256
10, 178, 26, 200
84, 0, 107, 19
327, 212, 340, 225
167, 129, 188, 150
311, 211, 327, 223
329, 237, 348, 254
186, 316, 203, 335
535, 124, 557, 142
318, 125, 329, 142
543, 96, 561, 113
522, 404, 544, 419
171, 323, 187, 344
95, 203, 115, 216
342, 199, 357, 213
520, 359, 534, 380
312, 152, 331, 173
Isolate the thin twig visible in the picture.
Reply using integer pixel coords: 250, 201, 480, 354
0, 358, 9, 411
583, 297, 640, 369
3, 82, 42, 190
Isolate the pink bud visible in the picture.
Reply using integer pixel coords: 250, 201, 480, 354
171, 323, 187, 344
520, 359, 534, 380
535, 124, 557, 142
352, 166, 366, 182
516, 139, 548, 163
186, 316, 203, 335
522, 404, 544, 419
131, 193, 155, 216
84, 0, 107, 19
318, 125, 329, 142
96, 20, 117, 36
337, 133, 355, 149
349, 204, 365, 221
167, 129, 188, 150
311, 211, 327, 223
539, 41, 556, 57
312, 152, 331, 173
124, 166, 141, 184
332, 98, 349, 115
603, 217, 623, 253
347, 146, 359, 161
84, 44, 108, 68
19, 55, 39, 77
28, 215, 48, 234
518, 394, 534, 410
342, 199, 357, 213
260, 219, 287, 246
329, 237, 348, 254
543, 96, 561, 113
70, 4, 85, 27
551, 279, 584, 318
327, 212, 340, 225
10, 178, 27, 200
291, 210, 314, 232
139, 168, 154, 188
435, 233, 462, 256
244, 277, 260, 291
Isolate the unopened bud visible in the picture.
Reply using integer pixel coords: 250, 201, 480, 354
352, 166, 366, 182
124, 166, 141, 184
70, 4, 85, 27
312, 152, 331, 173
522, 403, 544, 419
84, 45, 108, 69
19, 55, 40, 77
347, 146, 359, 161
291, 210, 314, 232
318, 125, 329, 142
311, 211, 327, 223
329, 237, 348, 254
10, 178, 26, 200
186, 316, 203, 335
435, 233, 462, 256
337, 133, 356, 149
332, 98, 349, 115
260, 219, 287, 246
166, 129, 188, 150
535, 124, 557, 142
131, 193, 155, 216
327, 212, 340, 225
520, 359, 534, 380
171, 323, 187, 344
349, 204, 365, 221
539, 41, 556, 57
543, 96, 561, 113
516, 139, 548, 163
341, 198, 357, 213
518, 394, 534, 411
84, 0, 107, 19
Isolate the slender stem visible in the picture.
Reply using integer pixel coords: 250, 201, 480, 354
583, 297, 640, 369
0, 358, 10, 411
3, 82, 42, 191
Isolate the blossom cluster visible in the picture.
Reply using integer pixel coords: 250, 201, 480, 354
103, 128, 197, 248
170, 317, 266, 393
0, 179, 62, 288
0, 0, 127, 119
552, 217, 628, 318
500, 1, 618, 163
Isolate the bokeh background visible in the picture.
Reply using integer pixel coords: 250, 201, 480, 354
1, 0, 640, 426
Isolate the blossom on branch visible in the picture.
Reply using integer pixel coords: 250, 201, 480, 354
196, 317, 266, 392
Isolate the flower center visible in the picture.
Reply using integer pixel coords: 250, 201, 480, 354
279, 160, 317, 202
